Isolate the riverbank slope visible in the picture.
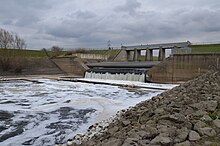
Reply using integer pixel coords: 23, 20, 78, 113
68, 71, 220, 146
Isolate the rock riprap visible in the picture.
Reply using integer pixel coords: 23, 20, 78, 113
62, 72, 220, 146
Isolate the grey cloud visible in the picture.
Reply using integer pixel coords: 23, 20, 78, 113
73, 10, 96, 19
112, 6, 220, 44
45, 18, 98, 39
0, 0, 52, 26
2, 20, 14, 25
15, 15, 41, 27
114, 0, 141, 15
1, 0, 220, 49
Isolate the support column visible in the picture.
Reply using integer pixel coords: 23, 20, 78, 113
133, 48, 138, 61
158, 47, 166, 61
126, 50, 130, 61
137, 50, 141, 61
145, 48, 153, 61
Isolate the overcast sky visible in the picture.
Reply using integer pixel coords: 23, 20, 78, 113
0, 0, 220, 49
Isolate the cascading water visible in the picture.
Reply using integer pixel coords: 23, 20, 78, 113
84, 68, 147, 82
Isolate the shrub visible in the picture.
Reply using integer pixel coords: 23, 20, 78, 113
0, 49, 12, 71
72, 48, 88, 54
51, 46, 63, 57
12, 56, 26, 74
208, 112, 219, 120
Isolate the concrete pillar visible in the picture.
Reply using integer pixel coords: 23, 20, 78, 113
145, 48, 153, 61
145, 48, 148, 61
158, 47, 166, 61
133, 48, 138, 61
126, 50, 130, 61
137, 50, 141, 61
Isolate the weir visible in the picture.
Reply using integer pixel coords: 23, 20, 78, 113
84, 61, 159, 82
84, 68, 147, 82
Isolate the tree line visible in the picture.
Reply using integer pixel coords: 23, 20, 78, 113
0, 28, 26, 49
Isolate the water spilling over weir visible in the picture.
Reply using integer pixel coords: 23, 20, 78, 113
84, 68, 147, 82
85, 61, 160, 82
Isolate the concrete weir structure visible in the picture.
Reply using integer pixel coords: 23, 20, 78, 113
85, 61, 160, 82
114, 41, 191, 61
84, 42, 191, 82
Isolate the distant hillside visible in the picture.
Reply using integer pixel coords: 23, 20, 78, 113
0, 49, 50, 58
190, 44, 220, 53
1, 44, 220, 59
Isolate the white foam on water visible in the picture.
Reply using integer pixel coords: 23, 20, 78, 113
0, 79, 173, 146
78, 78, 178, 90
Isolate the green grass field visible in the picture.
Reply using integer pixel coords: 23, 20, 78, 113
1, 44, 220, 59
0, 49, 51, 58
190, 44, 220, 53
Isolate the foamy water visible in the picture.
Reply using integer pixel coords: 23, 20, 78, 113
0, 79, 164, 146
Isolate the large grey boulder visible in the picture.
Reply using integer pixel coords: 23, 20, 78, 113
122, 120, 131, 126
174, 127, 189, 143
213, 119, 220, 128
174, 141, 191, 146
141, 125, 158, 138
150, 134, 171, 145
201, 115, 213, 122
190, 100, 218, 112
122, 138, 138, 146
108, 126, 119, 135
188, 130, 201, 141
199, 127, 216, 137
194, 121, 216, 136
103, 139, 123, 146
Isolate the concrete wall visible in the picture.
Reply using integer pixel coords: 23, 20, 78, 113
148, 54, 220, 83
0, 57, 89, 76
73, 53, 109, 60
112, 50, 128, 61
171, 47, 192, 55
52, 57, 89, 76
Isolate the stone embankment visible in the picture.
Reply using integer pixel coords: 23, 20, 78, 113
64, 71, 220, 146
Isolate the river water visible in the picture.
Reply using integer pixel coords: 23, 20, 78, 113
0, 79, 163, 146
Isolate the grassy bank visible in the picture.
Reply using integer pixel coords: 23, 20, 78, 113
1, 44, 220, 59
0, 48, 120, 59
0, 49, 51, 58
190, 44, 220, 53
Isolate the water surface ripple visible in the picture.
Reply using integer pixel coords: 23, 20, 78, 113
0, 79, 161, 146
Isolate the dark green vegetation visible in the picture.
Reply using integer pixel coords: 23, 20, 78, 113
0, 48, 120, 59
0, 49, 51, 58
190, 44, 220, 53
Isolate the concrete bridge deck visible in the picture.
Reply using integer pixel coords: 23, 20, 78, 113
122, 41, 191, 50
116, 41, 191, 61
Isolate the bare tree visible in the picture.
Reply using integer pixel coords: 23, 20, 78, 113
14, 34, 26, 49
51, 46, 63, 57
0, 28, 26, 49
0, 28, 27, 72
0, 29, 13, 49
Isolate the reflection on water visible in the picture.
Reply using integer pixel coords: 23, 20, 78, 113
0, 79, 162, 145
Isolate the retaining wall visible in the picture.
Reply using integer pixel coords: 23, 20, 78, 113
148, 53, 220, 83
51, 57, 89, 76
72, 53, 109, 60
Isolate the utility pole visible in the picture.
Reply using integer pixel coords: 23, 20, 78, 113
108, 40, 111, 50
